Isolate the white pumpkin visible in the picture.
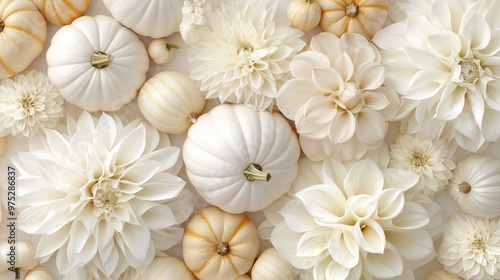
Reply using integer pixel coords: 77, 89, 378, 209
182, 206, 259, 280
0, 240, 38, 272
448, 154, 500, 219
136, 256, 195, 280
287, 0, 322, 31
148, 38, 180, 64
46, 15, 149, 112
25, 267, 53, 280
0, 0, 47, 79
138, 71, 205, 134
102, 0, 184, 38
31, 0, 90, 25
183, 104, 300, 213
251, 248, 296, 280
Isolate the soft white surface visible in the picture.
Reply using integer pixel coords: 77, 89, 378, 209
0, 0, 468, 279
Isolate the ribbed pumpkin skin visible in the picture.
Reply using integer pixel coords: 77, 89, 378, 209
31, 0, 90, 25
103, 0, 184, 38
183, 104, 300, 214
46, 15, 149, 112
251, 248, 296, 280
0, 0, 47, 79
287, 0, 322, 31
182, 206, 260, 280
138, 71, 206, 134
317, 0, 388, 39
139, 256, 195, 280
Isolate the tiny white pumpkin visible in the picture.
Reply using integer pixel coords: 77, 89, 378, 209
136, 256, 195, 280
182, 206, 260, 280
31, 0, 90, 25
103, 0, 184, 38
0, 0, 47, 79
287, 0, 322, 31
448, 154, 500, 219
25, 266, 53, 280
138, 71, 205, 134
183, 104, 300, 213
148, 38, 180, 64
251, 248, 296, 280
46, 15, 149, 112
0, 240, 38, 273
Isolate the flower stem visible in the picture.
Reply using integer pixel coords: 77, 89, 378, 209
91, 51, 114, 69
166, 43, 181, 51
0, 19, 5, 33
243, 163, 271, 182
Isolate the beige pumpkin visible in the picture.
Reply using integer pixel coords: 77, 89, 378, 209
0, 0, 47, 79
25, 267, 53, 280
287, 0, 322, 31
148, 38, 180, 65
138, 71, 206, 134
251, 248, 296, 280
31, 0, 90, 25
136, 256, 195, 280
318, 0, 388, 39
235, 275, 252, 280
182, 206, 260, 280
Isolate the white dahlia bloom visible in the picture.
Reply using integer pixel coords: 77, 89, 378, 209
0, 70, 64, 138
270, 158, 436, 280
277, 32, 399, 161
438, 213, 500, 280
13, 111, 194, 279
187, 0, 305, 111
389, 133, 456, 197
373, 0, 500, 152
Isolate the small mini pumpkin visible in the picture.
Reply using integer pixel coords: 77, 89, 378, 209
46, 15, 149, 112
138, 71, 205, 134
448, 154, 500, 219
136, 256, 195, 280
25, 266, 53, 280
251, 248, 296, 280
148, 38, 180, 64
182, 206, 260, 280
31, 0, 90, 25
0, 0, 47, 79
183, 104, 300, 213
317, 0, 388, 39
0, 240, 39, 274
287, 0, 322, 31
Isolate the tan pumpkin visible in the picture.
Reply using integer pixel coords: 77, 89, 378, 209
317, 0, 388, 39
182, 206, 260, 280
31, 0, 90, 25
251, 248, 296, 280
287, 0, 322, 31
136, 256, 195, 280
0, 0, 47, 79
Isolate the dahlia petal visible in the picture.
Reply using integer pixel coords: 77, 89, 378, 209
405, 47, 449, 72
328, 111, 355, 144
120, 160, 161, 186
435, 84, 466, 121
318, 259, 350, 280
376, 189, 405, 220
309, 32, 341, 60
329, 229, 359, 269
44, 129, 70, 162
481, 29, 500, 56
295, 184, 346, 225
344, 159, 384, 197
95, 220, 114, 255
364, 243, 404, 279
36, 224, 71, 258
290, 51, 330, 80
271, 222, 318, 269
405, 12, 438, 48
321, 158, 347, 189
355, 109, 387, 146
386, 229, 434, 263
354, 219, 386, 254
356, 62, 385, 91
93, 113, 117, 149
113, 125, 146, 167
482, 109, 500, 141
427, 31, 461, 58
460, 13, 491, 50
121, 223, 151, 261
279, 199, 318, 233
136, 173, 185, 201
312, 67, 344, 93
372, 22, 408, 50
296, 227, 331, 257
296, 110, 330, 139
485, 0, 500, 30
363, 90, 390, 111
332, 52, 354, 81
302, 96, 337, 124
430, 0, 452, 30
406, 70, 446, 100
391, 202, 430, 230
346, 195, 378, 221
141, 204, 177, 230
277, 79, 322, 120
484, 79, 500, 111
467, 87, 485, 129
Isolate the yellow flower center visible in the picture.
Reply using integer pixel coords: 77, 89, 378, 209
92, 180, 121, 212
20, 96, 36, 115
459, 60, 480, 84
471, 239, 486, 251
410, 149, 428, 168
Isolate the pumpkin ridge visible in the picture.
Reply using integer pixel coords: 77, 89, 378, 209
226, 254, 241, 276
359, 4, 388, 10
156, 75, 190, 112
0, 53, 15, 75
59, 0, 83, 13
49, 0, 65, 24
344, 16, 352, 33
191, 252, 219, 275
184, 228, 216, 245
354, 16, 372, 38
5, 24, 45, 45
322, 11, 348, 26
198, 211, 221, 243
2, 8, 34, 21
225, 216, 251, 244
331, 0, 346, 7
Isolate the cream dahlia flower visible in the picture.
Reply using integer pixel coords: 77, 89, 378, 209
0, 70, 64, 138
270, 158, 436, 280
13, 112, 194, 279
277, 32, 399, 161
373, 0, 500, 152
187, 0, 305, 111
438, 213, 500, 280
389, 133, 456, 197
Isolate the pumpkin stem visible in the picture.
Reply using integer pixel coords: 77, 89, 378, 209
216, 242, 230, 255
188, 113, 197, 124
459, 182, 472, 193
243, 163, 271, 182
345, 3, 359, 18
0, 19, 4, 33
91, 51, 114, 69
15, 268, 20, 280
166, 43, 181, 51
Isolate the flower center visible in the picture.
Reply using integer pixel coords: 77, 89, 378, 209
459, 60, 480, 84
93, 180, 121, 212
337, 82, 363, 111
345, 3, 359, 18
20, 96, 36, 115
471, 239, 486, 251
459, 182, 472, 194
238, 45, 254, 55
410, 149, 428, 168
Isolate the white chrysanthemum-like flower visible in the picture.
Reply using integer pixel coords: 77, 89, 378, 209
0, 70, 64, 138
277, 32, 399, 161
389, 133, 456, 197
187, 0, 305, 111
179, 0, 212, 44
438, 213, 500, 280
13, 111, 194, 279
270, 158, 436, 280
373, 0, 500, 152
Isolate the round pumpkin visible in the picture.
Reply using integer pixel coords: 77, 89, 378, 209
317, 0, 388, 39
182, 206, 259, 280
0, 0, 47, 79
46, 15, 149, 112
287, 0, 322, 31
137, 256, 195, 280
102, 0, 184, 38
31, 0, 90, 25
251, 248, 296, 280
183, 104, 300, 214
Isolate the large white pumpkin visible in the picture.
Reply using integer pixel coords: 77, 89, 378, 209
102, 0, 183, 38
183, 104, 300, 214
46, 15, 149, 112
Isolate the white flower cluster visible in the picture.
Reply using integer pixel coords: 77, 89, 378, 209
179, 0, 212, 44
